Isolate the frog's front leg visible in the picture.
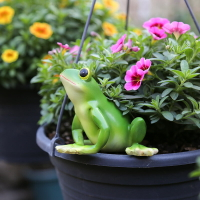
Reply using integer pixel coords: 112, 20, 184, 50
125, 117, 158, 156
56, 108, 110, 155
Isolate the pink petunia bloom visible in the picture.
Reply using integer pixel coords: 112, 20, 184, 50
124, 66, 145, 91
136, 57, 151, 74
163, 21, 190, 39
131, 46, 140, 52
57, 42, 70, 50
48, 48, 61, 55
143, 17, 170, 30
110, 34, 126, 53
69, 45, 80, 55
90, 31, 100, 37
124, 39, 140, 52
124, 39, 132, 49
149, 27, 167, 40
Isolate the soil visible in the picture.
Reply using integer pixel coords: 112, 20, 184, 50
45, 122, 200, 155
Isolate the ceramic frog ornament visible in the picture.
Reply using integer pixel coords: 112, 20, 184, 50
56, 68, 158, 156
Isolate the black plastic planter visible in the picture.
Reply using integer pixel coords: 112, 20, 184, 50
0, 86, 49, 163
37, 126, 200, 200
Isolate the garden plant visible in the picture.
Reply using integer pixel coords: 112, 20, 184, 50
32, 16, 200, 154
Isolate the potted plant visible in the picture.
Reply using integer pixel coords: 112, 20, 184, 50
0, 0, 124, 163
35, 16, 200, 199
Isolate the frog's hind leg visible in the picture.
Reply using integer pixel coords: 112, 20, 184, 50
125, 117, 158, 156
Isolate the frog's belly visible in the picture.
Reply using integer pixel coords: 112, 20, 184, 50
77, 110, 129, 153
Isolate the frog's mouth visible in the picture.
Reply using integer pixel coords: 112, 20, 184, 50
60, 75, 77, 86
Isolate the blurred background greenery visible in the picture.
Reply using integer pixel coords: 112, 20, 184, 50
0, 0, 125, 88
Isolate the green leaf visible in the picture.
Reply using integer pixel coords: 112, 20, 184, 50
161, 88, 173, 97
170, 92, 179, 100
139, 103, 155, 109
191, 66, 200, 73
189, 170, 200, 178
163, 51, 177, 60
193, 85, 200, 90
182, 110, 191, 115
189, 118, 200, 128
159, 96, 168, 107
162, 111, 174, 121
176, 114, 183, 120
171, 70, 185, 78
194, 110, 200, 114
186, 95, 199, 109
150, 114, 160, 124
185, 49, 193, 61
114, 60, 128, 65
90, 54, 101, 59
180, 60, 189, 72
153, 52, 166, 60
183, 82, 193, 88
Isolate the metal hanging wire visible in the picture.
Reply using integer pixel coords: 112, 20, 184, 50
184, 0, 200, 34
125, 0, 130, 30
50, 0, 199, 156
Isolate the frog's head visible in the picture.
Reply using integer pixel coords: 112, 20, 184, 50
60, 68, 102, 104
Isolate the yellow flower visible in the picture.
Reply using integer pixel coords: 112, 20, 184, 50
103, 0, 119, 12
42, 54, 52, 64
116, 13, 126, 21
0, 0, 11, 2
52, 74, 60, 84
0, 6, 15, 25
94, 2, 103, 10
29, 22, 53, 39
59, 0, 68, 8
133, 28, 142, 36
102, 22, 118, 36
1, 49, 19, 63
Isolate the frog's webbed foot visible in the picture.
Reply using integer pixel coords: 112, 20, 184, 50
55, 144, 98, 155
125, 143, 158, 156
56, 144, 81, 154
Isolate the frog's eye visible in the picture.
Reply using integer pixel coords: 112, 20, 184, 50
79, 68, 91, 80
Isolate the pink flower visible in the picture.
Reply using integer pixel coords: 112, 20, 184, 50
124, 66, 145, 91
149, 27, 167, 40
57, 42, 70, 50
163, 21, 190, 39
124, 39, 140, 52
136, 58, 151, 74
124, 39, 132, 49
143, 17, 170, 30
90, 31, 100, 37
69, 45, 80, 55
131, 46, 140, 52
110, 34, 126, 53
48, 48, 61, 55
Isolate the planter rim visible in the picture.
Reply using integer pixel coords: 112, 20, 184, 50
37, 126, 200, 168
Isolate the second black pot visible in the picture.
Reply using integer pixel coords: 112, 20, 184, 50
0, 86, 49, 163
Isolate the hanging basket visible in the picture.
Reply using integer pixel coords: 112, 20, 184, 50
37, 125, 200, 200
36, 0, 200, 199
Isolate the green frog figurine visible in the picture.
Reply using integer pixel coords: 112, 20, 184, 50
56, 68, 158, 156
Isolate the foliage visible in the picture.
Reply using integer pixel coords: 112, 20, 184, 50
0, 0, 125, 88
32, 17, 200, 141
190, 157, 200, 177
